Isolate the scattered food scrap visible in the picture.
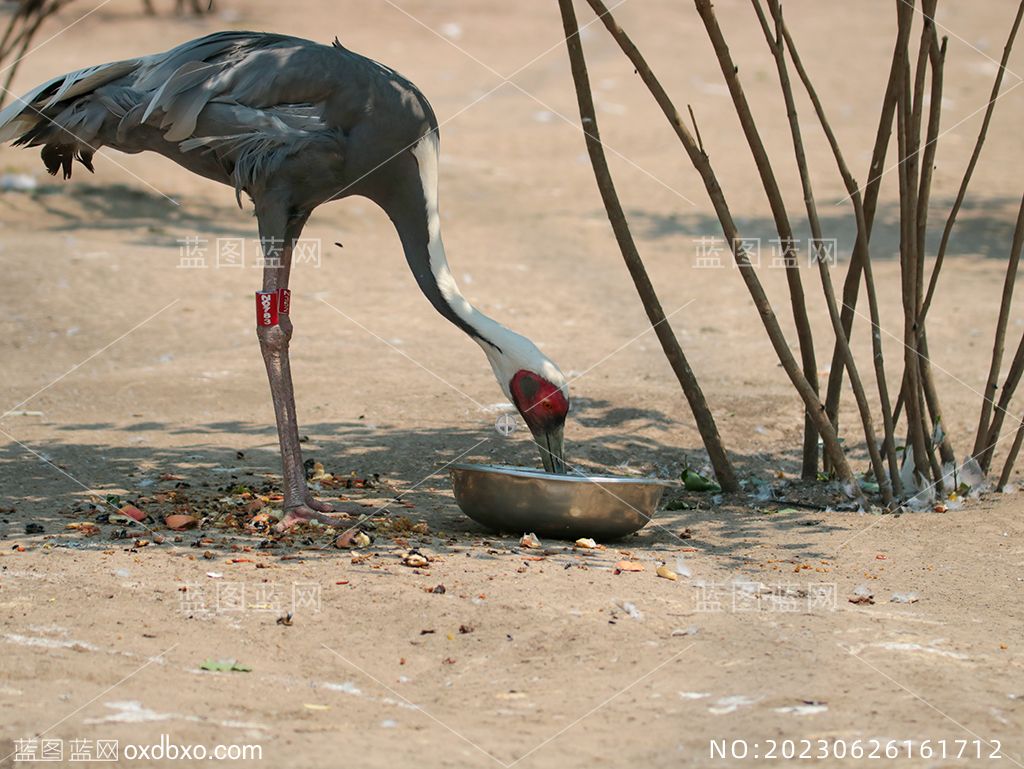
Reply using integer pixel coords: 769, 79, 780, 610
848, 585, 875, 605
164, 514, 198, 531
614, 560, 644, 573
519, 533, 542, 549
118, 504, 147, 522
402, 550, 429, 568
890, 592, 919, 604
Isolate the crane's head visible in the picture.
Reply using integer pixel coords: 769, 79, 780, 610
483, 336, 570, 474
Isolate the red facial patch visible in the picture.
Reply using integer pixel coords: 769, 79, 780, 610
510, 370, 569, 430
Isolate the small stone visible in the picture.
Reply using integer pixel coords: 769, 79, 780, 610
671, 625, 700, 637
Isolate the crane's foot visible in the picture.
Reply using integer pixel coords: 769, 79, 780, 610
274, 496, 365, 533
303, 496, 344, 514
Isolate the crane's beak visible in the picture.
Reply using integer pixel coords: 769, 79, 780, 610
535, 423, 566, 475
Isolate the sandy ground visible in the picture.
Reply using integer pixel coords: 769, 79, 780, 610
1, 1, 1023, 767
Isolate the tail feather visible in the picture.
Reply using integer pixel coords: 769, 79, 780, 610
40, 144, 71, 179
0, 78, 59, 143
0, 58, 141, 175
0, 59, 138, 138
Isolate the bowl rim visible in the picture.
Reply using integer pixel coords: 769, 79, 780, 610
451, 463, 675, 487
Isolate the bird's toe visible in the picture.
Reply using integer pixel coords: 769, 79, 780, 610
274, 505, 354, 532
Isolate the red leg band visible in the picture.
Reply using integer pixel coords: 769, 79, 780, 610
256, 291, 280, 327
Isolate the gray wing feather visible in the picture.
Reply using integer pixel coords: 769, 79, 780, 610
41, 59, 140, 110
142, 60, 212, 123
0, 31, 346, 189
143, 60, 229, 140
51, 99, 107, 139
181, 100, 333, 205
96, 86, 143, 119
133, 32, 258, 90
0, 76, 61, 133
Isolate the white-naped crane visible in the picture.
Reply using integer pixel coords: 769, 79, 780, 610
0, 31, 570, 529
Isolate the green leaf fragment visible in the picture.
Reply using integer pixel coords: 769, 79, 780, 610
681, 468, 721, 493
200, 659, 252, 673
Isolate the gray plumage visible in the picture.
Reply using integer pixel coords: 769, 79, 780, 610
0, 30, 476, 336
0, 32, 432, 207
0, 31, 570, 522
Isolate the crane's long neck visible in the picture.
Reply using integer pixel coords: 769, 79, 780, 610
385, 134, 514, 355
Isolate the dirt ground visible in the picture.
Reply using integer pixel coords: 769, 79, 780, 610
1, 1, 1023, 767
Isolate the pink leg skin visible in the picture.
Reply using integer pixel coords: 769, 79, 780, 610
253, 208, 364, 534
257, 316, 364, 533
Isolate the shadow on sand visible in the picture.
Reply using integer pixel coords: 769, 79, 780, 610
623, 195, 1023, 262
2, 396, 859, 568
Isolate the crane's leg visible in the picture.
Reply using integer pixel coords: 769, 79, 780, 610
254, 205, 361, 531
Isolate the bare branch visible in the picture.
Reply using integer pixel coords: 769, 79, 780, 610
555, 0, 739, 491
920, 0, 1024, 327
578, 0, 861, 494
689, 0, 821, 480
822, 0, 913, 441
753, 0, 892, 503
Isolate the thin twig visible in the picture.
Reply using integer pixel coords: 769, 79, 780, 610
754, 0, 892, 503
578, 0, 860, 494
908, 1, 944, 487
897, 41, 932, 491
556, 0, 739, 491
822, 0, 913, 446
914, 29, 956, 467
880, 22, 950, 468
689, 0, 821, 480
973, 193, 1024, 471
919, 0, 1024, 327
773, 3, 904, 498
982, 330, 1024, 471
977, 195, 1024, 473
997, 414, 1024, 491
0, 1, 68, 111
687, 104, 704, 155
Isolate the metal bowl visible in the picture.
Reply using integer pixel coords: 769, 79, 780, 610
450, 463, 671, 540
